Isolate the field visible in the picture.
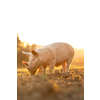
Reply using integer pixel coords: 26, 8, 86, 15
17, 66, 84, 100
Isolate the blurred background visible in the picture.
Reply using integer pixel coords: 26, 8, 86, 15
17, 33, 84, 69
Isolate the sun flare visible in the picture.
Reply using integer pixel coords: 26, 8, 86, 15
23, 42, 28, 47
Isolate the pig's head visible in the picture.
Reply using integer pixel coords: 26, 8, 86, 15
22, 50, 42, 75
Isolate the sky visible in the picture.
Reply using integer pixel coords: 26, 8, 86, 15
14, 0, 99, 48
18, 32, 85, 48
16, 0, 88, 48
1, 0, 99, 49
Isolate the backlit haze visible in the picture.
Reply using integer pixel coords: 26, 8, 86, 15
18, 33, 84, 48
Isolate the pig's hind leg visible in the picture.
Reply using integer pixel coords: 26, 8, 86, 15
62, 61, 66, 72
66, 58, 73, 72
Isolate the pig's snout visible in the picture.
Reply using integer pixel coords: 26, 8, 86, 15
27, 67, 37, 75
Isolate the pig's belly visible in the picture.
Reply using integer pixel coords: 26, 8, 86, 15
55, 60, 65, 66
55, 55, 68, 66
55, 63, 62, 66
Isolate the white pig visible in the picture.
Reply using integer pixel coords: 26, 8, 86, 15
22, 42, 74, 75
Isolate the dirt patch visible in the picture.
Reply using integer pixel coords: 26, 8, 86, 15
17, 69, 84, 100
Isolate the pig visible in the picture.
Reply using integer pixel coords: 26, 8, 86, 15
22, 42, 74, 75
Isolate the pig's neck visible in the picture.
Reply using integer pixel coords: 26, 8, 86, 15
38, 57, 43, 66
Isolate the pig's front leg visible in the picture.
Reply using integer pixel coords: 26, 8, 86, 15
49, 63, 55, 74
39, 66, 42, 73
39, 66, 46, 74
42, 66, 46, 73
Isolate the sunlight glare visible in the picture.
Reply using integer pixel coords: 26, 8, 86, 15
23, 42, 28, 47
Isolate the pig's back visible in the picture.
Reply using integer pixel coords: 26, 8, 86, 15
49, 42, 74, 66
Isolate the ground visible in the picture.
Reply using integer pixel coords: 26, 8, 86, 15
17, 67, 84, 100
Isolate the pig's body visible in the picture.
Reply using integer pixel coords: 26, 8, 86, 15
36, 42, 74, 66
22, 42, 74, 75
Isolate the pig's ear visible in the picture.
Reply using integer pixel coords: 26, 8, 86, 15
22, 61, 28, 67
31, 50, 39, 56
22, 51, 31, 56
